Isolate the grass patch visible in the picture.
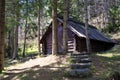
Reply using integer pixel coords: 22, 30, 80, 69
20, 74, 29, 80
18, 46, 38, 58
0, 70, 5, 79
3, 43, 120, 80
96, 45, 120, 61
26, 47, 38, 54
4, 47, 38, 69
91, 44, 120, 79
97, 70, 120, 80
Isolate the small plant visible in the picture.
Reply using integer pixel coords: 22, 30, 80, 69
90, 65, 96, 73
63, 70, 92, 78
66, 56, 72, 63
63, 70, 71, 77
105, 70, 120, 80
0, 71, 4, 80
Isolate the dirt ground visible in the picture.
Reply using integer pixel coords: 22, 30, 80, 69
1, 54, 119, 80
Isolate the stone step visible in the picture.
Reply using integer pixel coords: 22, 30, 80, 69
81, 58, 91, 60
68, 51, 73, 53
70, 55, 89, 59
68, 43, 74, 46
71, 53, 90, 57
71, 58, 92, 63
68, 49, 74, 52
68, 47, 74, 49
70, 63, 91, 69
69, 68, 90, 76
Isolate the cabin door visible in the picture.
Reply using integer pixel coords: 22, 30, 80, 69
75, 36, 87, 52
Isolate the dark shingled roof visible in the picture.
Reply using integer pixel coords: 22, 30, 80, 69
58, 17, 115, 43
41, 17, 116, 44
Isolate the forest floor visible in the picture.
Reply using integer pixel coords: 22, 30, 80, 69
1, 44, 120, 80
1, 31, 120, 80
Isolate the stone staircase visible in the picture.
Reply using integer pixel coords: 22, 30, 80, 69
69, 52, 92, 77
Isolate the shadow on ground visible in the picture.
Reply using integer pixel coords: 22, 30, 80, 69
3, 55, 94, 80
3, 46, 120, 80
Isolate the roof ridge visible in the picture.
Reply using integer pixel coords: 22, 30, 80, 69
57, 16, 97, 29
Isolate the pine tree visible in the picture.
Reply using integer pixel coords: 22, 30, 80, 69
63, 0, 68, 54
0, 0, 5, 72
22, 0, 28, 57
12, 0, 20, 59
84, 0, 91, 53
38, 0, 41, 55
52, 0, 58, 55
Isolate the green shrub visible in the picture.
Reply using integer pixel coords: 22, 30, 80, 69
105, 70, 120, 80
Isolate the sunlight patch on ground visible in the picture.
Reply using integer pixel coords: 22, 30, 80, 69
97, 44, 120, 58
96, 53, 120, 58
0, 74, 4, 80
26, 47, 38, 53
111, 32, 120, 39
97, 53, 113, 57
11, 75, 19, 80
6, 55, 68, 73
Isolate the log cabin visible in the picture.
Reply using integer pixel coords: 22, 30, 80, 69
40, 17, 116, 54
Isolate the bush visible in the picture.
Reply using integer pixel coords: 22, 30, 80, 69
105, 70, 120, 80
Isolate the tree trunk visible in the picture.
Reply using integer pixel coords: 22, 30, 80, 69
84, 0, 91, 53
52, 0, 58, 55
10, 29, 14, 58
23, 0, 28, 57
67, 0, 70, 18
0, 0, 5, 72
63, 0, 68, 54
12, 25, 18, 59
88, 5, 91, 22
38, 0, 41, 55
22, 22, 27, 57
7, 31, 11, 58
12, 2, 19, 59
